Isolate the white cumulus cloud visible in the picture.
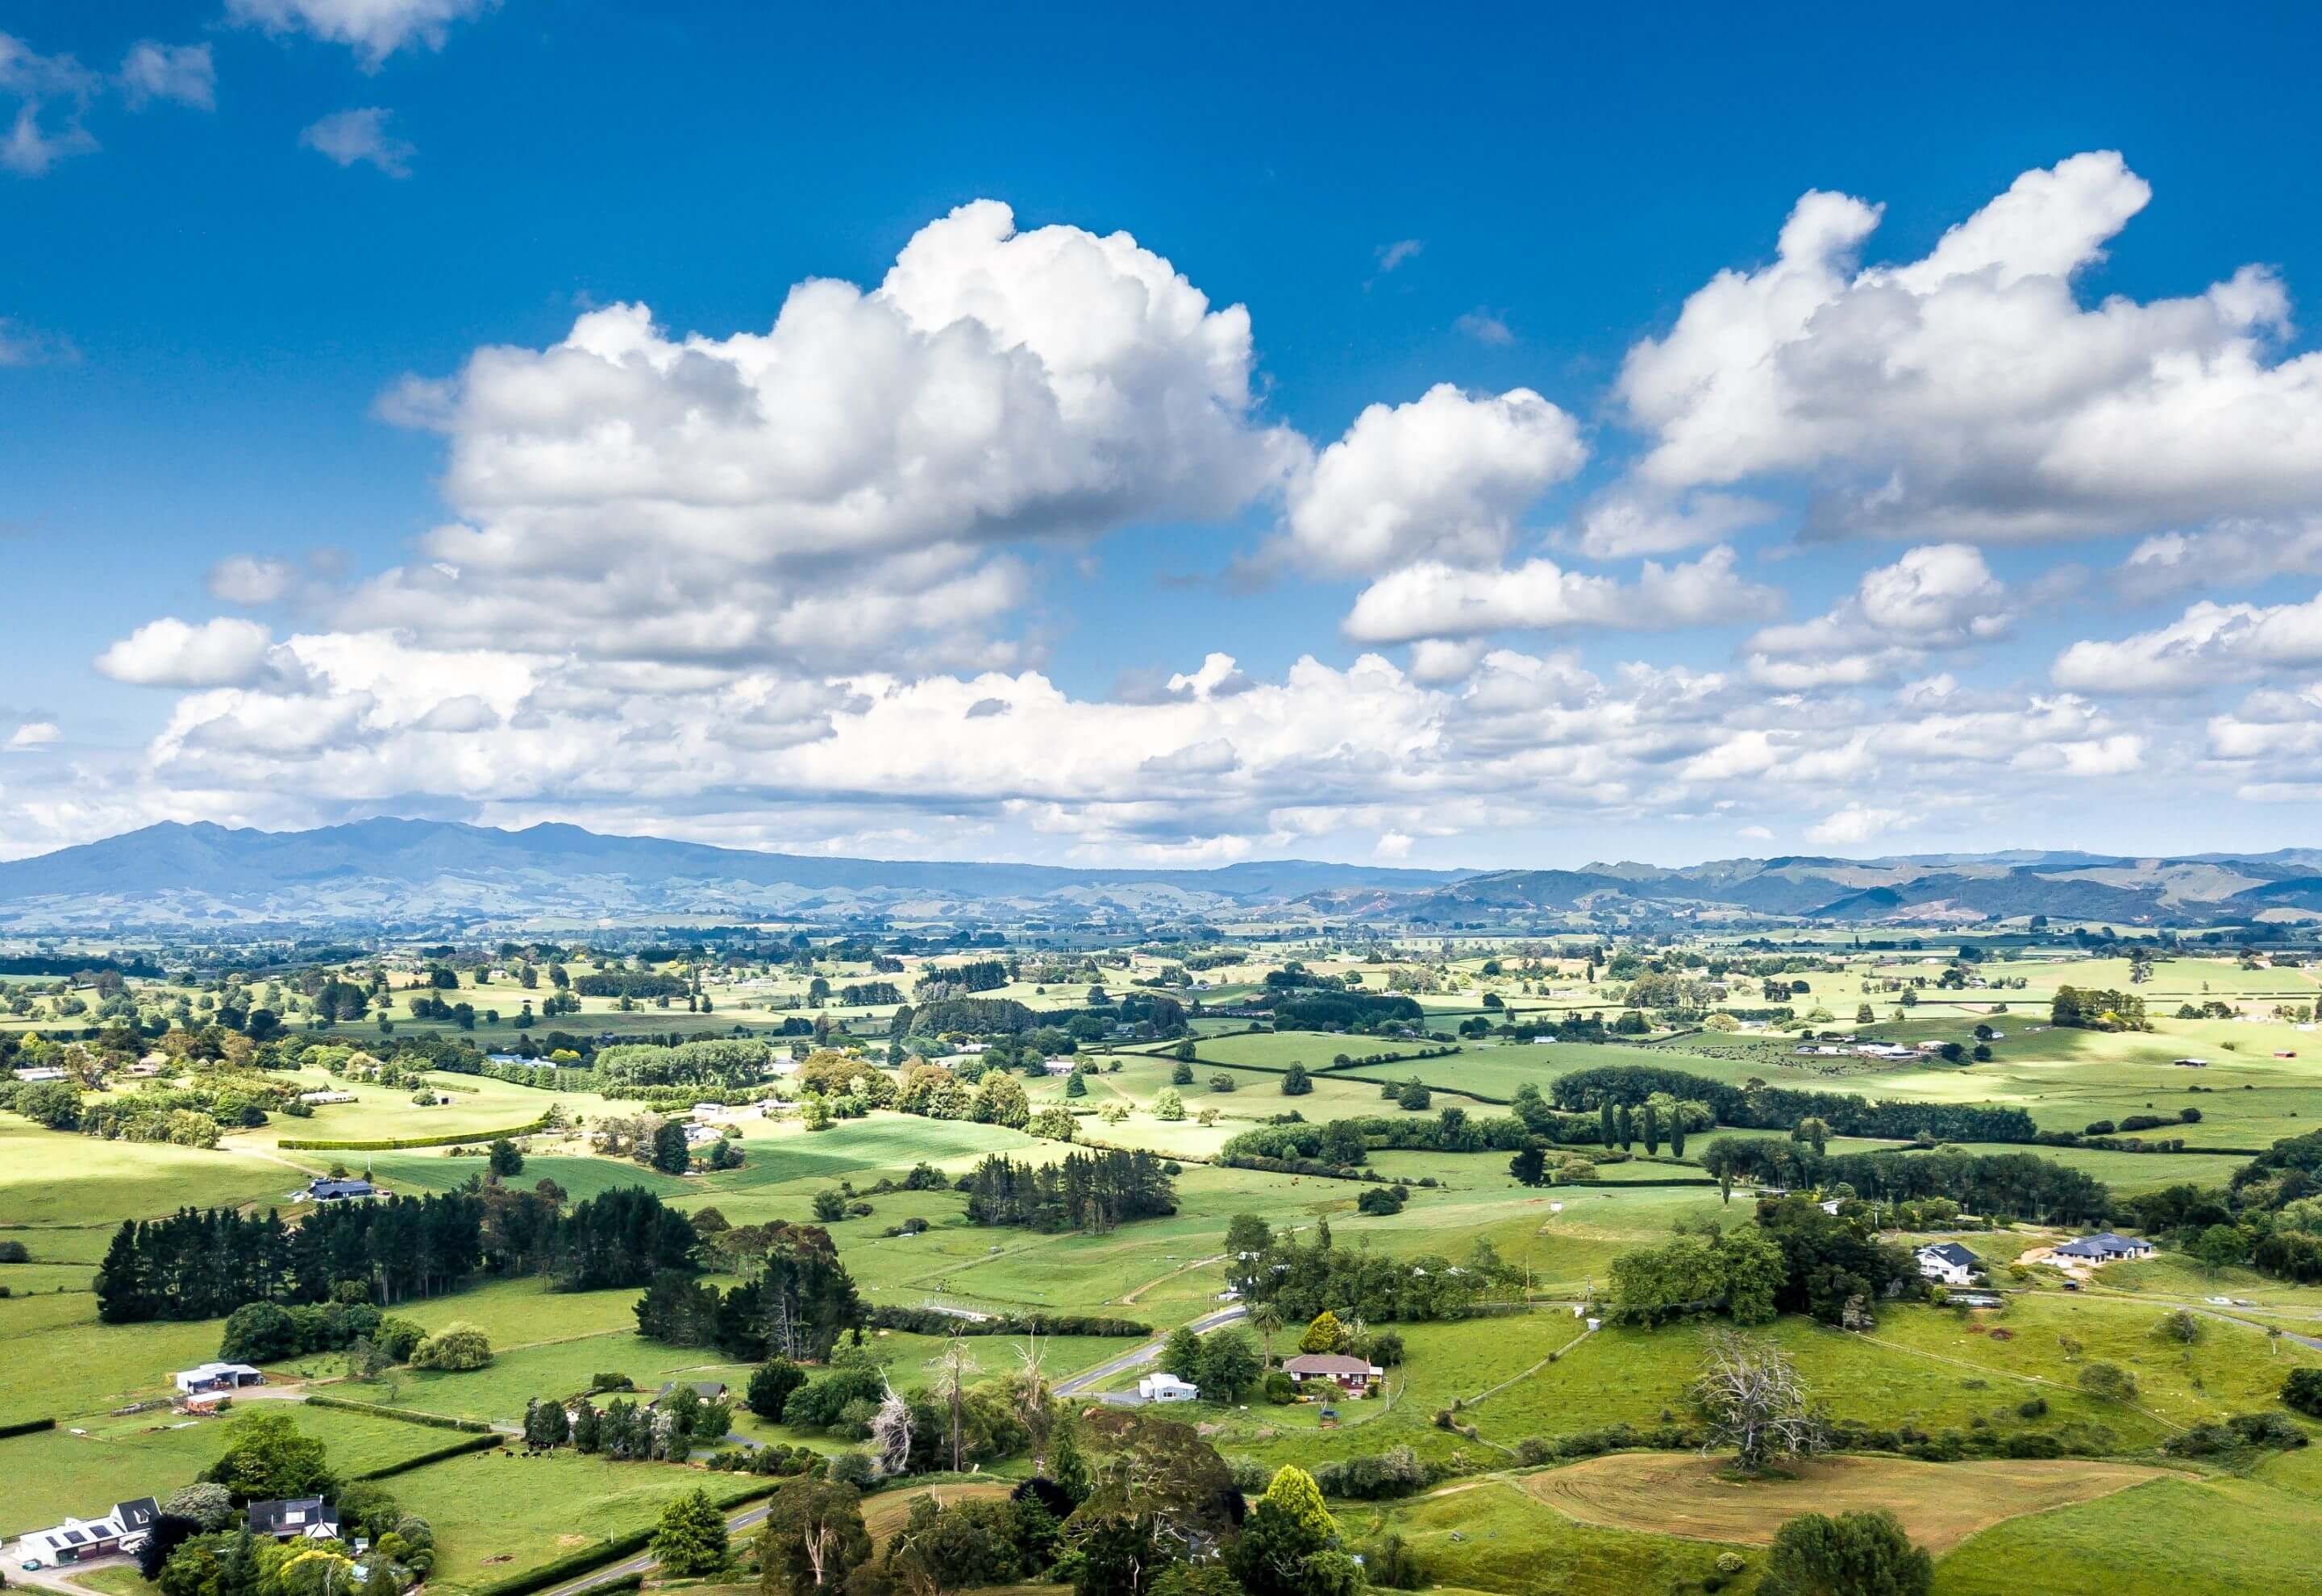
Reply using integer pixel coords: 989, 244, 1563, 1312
228, 0, 496, 69
1617, 152, 2322, 544
1284, 384, 1585, 575
95, 617, 285, 688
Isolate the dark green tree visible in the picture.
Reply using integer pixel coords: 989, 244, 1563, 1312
1757, 1509, 1932, 1596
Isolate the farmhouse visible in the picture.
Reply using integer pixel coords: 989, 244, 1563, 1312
16, 1500, 160, 1566
247, 1498, 340, 1540
650, 1380, 729, 1407
1915, 1242, 1980, 1286
1137, 1372, 1198, 1403
2054, 1232, 2155, 1265
1042, 1058, 1078, 1075
304, 1177, 377, 1202
15, 1066, 68, 1083
1281, 1353, 1384, 1395
298, 1090, 357, 1105
174, 1361, 264, 1394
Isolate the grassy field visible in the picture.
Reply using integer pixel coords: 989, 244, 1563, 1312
0, 1117, 302, 1227
0, 1402, 479, 1538
1931, 1462, 2322, 1594
389, 1447, 751, 1591
1369, 1477, 1749, 1596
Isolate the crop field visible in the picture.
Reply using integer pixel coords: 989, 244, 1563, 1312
1525, 1452, 2164, 1552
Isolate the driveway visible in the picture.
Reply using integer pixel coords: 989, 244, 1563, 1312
2, 1549, 133, 1596
1053, 1303, 1248, 1399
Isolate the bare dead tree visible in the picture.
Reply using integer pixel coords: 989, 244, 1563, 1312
871, 1374, 917, 1478
1013, 1326, 1053, 1466
1690, 1329, 1825, 1471
926, 1330, 980, 1473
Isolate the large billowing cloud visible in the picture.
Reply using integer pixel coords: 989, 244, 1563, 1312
368, 200, 1300, 667
1617, 152, 2322, 544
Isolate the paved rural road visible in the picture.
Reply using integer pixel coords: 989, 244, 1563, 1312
1052, 1303, 1248, 1398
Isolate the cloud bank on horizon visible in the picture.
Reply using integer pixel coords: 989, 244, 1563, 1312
10, 72, 2322, 868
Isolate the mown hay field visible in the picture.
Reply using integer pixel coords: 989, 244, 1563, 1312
1524, 1451, 2162, 1552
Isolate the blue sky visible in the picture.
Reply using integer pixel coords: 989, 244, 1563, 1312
6, 2, 2322, 867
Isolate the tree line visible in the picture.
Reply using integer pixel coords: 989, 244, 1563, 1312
1548, 1064, 2039, 1142
1696, 1139, 2112, 1224
960, 1149, 1178, 1232
94, 1183, 698, 1322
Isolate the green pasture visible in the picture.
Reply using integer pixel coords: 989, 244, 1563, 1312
0, 1403, 470, 1537
0, 1117, 301, 1228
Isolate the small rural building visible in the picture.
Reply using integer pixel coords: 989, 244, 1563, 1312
1137, 1372, 1198, 1403
14, 1066, 68, 1083
247, 1499, 340, 1540
174, 1361, 264, 1394
1042, 1058, 1078, 1075
1281, 1353, 1384, 1396
304, 1177, 377, 1202
682, 1123, 722, 1146
2054, 1232, 2155, 1265
16, 1500, 160, 1566
1915, 1242, 1979, 1286
298, 1090, 357, 1105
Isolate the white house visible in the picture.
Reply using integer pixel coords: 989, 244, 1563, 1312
1042, 1058, 1079, 1075
175, 1361, 265, 1394
17, 1500, 160, 1566
1137, 1372, 1198, 1403
1915, 1242, 1979, 1286
14, 1066, 68, 1083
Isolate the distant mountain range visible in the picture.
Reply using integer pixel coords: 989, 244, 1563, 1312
0, 820, 1471, 931
0, 819, 2317, 932
1309, 851, 2322, 928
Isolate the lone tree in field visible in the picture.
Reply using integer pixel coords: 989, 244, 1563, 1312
1758, 1508, 1932, 1596
1691, 1331, 1824, 1471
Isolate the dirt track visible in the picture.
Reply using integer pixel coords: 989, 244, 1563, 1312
1523, 1452, 2165, 1553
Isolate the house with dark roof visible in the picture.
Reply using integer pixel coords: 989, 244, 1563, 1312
247, 1498, 341, 1540
649, 1380, 729, 1407
304, 1177, 377, 1202
1914, 1242, 1980, 1286
1280, 1353, 1383, 1395
2054, 1232, 2155, 1264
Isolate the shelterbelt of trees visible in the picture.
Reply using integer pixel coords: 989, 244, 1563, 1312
94, 1186, 699, 1322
